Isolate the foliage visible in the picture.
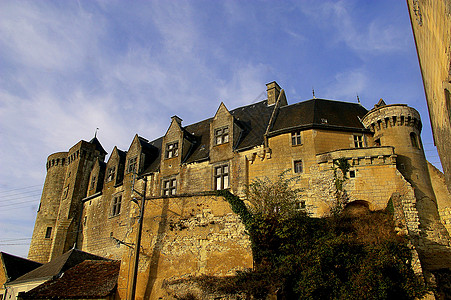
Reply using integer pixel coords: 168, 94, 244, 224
215, 175, 428, 300
331, 158, 351, 215
244, 171, 303, 218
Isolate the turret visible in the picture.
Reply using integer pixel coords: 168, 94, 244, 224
28, 152, 68, 263
28, 137, 106, 263
363, 102, 451, 269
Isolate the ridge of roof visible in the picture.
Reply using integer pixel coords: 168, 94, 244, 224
20, 260, 120, 299
89, 136, 107, 155
0, 252, 42, 282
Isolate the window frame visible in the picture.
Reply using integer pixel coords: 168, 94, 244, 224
111, 195, 122, 217
214, 164, 230, 190
127, 156, 138, 174
45, 227, 52, 239
293, 160, 303, 174
90, 175, 96, 190
162, 178, 177, 196
410, 132, 419, 149
165, 141, 179, 159
214, 126, 230, 145
291, 131, 302, 146
353, 134, 364, 148
106, 166, 116, 182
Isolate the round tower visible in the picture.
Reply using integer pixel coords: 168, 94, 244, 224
28, 152, 68, 263
363, 103, 451, 269
362, 104, 434, 200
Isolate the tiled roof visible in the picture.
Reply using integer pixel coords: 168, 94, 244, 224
9, 249, 108, 285
270, 98, 369, 134
89, 136, 107, 155
20, 260, 120, 299
230, 100, 274, 150
0, 252, 42, 283
141, 98, 369, 172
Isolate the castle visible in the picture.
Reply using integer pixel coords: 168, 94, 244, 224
28, 81, 451, 298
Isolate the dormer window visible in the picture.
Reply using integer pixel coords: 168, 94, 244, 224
127, 157, 137, 173
291, 131, 301, 145
215, 126, 229, 145
165, 142, 179, 159
107, 166, 116, 182
163, 178, 177, 196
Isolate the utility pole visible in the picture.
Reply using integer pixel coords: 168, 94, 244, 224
129, 176, 147, 300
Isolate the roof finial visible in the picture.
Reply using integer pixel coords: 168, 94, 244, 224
312, 87, 316, 99
94, 128, 99, 138
357, 94, 360, 104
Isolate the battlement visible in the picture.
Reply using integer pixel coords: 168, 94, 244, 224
316, 146, 396, 167
46, 152, 68, 171
362, 104, 422, 132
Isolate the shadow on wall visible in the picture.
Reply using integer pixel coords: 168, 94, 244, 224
144, 198, 169, 299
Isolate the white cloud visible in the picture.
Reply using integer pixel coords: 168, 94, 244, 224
300, 0, 409, 55
324, 68, 368, 100
0, 1, 103, 72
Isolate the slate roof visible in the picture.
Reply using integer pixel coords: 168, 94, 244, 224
89, 137, 107, 155
9, 249, 108, 285
141, 98, 369, 173
20, 260, 120, 299
0, 252, 42, 283
270, 98, 369, 135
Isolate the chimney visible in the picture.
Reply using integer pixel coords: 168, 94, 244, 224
266, 81, 281, 106
171, 115, 183, 126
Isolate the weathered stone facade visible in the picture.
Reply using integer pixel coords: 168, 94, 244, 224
407, 0, 451, 193
29, 81, 451, 298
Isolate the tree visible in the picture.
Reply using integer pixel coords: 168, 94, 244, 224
216, 173, 429, 300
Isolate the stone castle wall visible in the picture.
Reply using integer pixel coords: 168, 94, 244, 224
117, 194, 252, 300
407, 0, 451, 192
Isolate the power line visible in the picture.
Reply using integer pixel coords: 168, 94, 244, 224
0, 185, 42, 195
0, 193, 42, 203
0, 199, 40, 208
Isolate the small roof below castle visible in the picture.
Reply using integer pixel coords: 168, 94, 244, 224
20, 260, 120, 299
0, 252, 42, 283
89, 136, 107, 155
8, 249, 109, 285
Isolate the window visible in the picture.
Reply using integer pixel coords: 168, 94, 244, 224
128, 157, 137, 173
107, 166, 116, 182
410, 132, 419, 148
215, 127, 229, 145
291, 131, 301, 145
293, 160, 303, 174
374, 139, 381, 147
45, 227, 52, 239
165, 142, 179, 158
90, 175, 96, 190
214, 165, 229, 190
111, 195, 122, 216
353, 135, 364, 148
349, 170, 356, 178
163, 179, 177, 196
62, 185, 69, 199
296, 200, 306, 210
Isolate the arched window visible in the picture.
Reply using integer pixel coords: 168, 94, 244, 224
410, 132, 419, 148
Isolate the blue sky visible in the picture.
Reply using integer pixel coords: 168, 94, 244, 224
0, 0, 441, 257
